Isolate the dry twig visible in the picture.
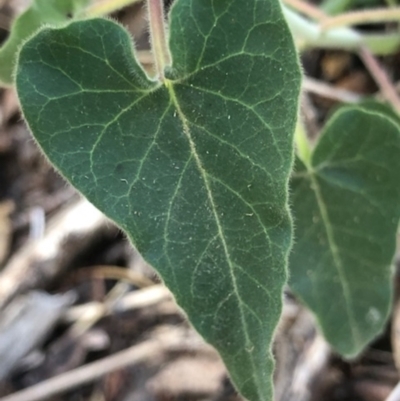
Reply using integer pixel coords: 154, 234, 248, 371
359, 47, 400, 113
63, 284, 172, 324
0, 327, 200, 401
303, 76, 363, 103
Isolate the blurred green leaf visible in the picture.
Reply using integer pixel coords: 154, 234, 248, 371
290, 107, 400, 357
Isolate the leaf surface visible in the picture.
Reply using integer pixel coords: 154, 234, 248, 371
16, 2, 301, 399
290, 107, 400, 357
0, 0, 88, 86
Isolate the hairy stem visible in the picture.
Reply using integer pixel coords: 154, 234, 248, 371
147, 0, 171, 81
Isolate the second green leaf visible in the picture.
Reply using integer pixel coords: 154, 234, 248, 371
290, 107, 400, 357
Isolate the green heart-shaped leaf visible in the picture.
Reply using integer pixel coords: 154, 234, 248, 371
16, 1, 301, 399
290, 107, 400, 357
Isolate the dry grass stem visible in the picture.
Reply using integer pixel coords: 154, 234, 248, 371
359, 46, 400, 113
302, 76, 363, 103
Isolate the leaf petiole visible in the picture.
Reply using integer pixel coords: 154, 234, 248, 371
147, 0, 171, 81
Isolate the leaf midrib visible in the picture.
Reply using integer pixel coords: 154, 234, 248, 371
309, 167, 362, 350
165, 78, 265, 399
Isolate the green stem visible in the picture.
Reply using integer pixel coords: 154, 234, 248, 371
282, 5, 400, 55
363, 34, 400, 55
147, 0, 170, 81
